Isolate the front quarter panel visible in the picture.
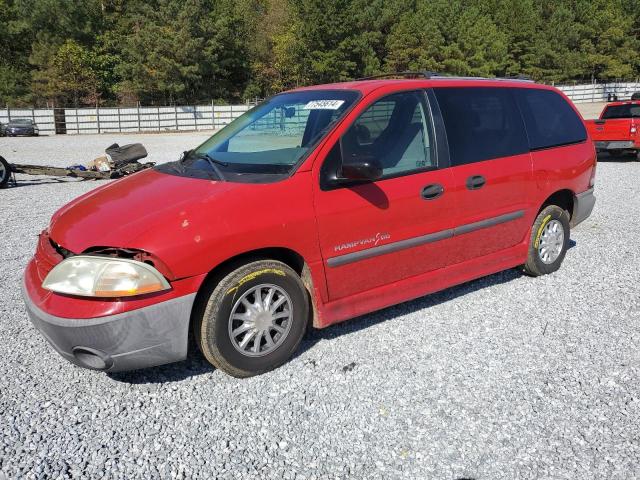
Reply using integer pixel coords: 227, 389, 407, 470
130, 171, 319, 280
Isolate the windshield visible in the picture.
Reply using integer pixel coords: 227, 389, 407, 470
12, 119, 32, 124
601, 104, 640, 119
156, 90, 359, 182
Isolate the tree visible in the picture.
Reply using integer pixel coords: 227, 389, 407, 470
32, 40, 101, 106
575, 0, 640, 81
1, 0, 640, 106
110, 0, 250, 105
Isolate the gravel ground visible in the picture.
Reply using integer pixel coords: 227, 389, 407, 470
575, 102, 606, 120
1, 133, 639, 479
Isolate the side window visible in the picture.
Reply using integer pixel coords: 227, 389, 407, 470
434, 87, 529, 166
516, 89, 587, 150
342, 91, 435, 176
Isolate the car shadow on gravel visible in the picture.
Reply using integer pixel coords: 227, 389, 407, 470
108, 244, 578, 385
596, 152, 639, 162
107, 348, 214, 384
296, 239, 573, 359
3, 178, 87, 188
294, 267, 528, 360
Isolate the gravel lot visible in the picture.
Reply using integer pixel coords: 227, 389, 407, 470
1, 133, 639, 479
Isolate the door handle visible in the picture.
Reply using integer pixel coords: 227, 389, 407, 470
466, 175, 486, 190
421, 183, 444, 200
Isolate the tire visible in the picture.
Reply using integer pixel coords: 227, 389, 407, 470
193, 260, 309, 377
522, 205, 570, 277
0, 156, 10, 189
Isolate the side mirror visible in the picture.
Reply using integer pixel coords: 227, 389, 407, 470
340, 155, 383, 181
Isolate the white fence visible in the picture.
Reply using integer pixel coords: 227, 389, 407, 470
0, 104, 252, 136
2, 81, 640, 135
555, 82, 640, 103
63, 104, 250, 134
0, 108, 56, 134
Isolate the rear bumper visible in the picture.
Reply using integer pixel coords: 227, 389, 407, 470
22, 281, 196, 372
594, 140, 637, 151
571, 188, 596, 228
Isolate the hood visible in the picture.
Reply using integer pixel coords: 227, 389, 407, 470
48, 167, 315, 280
50, 168, 243, 260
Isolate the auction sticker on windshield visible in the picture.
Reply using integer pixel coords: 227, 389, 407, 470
303, 100, 345, 110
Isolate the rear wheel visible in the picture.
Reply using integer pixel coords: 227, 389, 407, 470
522, 205, 570, 277
0, 156, 10, 188
193, 260, 309, 377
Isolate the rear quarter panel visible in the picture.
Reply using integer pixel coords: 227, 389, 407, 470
530, 141, 595, 207
530, 89, 596, 205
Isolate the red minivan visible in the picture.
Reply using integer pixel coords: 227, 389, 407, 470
23, 74, 596, 377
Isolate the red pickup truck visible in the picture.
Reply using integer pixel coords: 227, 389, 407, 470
585, 101, 640, 159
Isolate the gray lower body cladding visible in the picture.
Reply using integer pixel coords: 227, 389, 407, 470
571, 188, 596, 228
22, 283, 196, 372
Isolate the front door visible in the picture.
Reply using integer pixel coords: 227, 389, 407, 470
313, 90, 458, 301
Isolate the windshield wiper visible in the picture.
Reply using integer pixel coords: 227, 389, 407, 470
182, 150, 228, 180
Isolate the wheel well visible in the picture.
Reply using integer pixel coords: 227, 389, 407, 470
188, 247, 310, 348
540, 189, 574, 218
197, 247, 305, 292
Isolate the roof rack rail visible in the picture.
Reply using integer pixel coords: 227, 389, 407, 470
499, 74, 534, 82
356, 71, 535, 83
356, 71, 440, 81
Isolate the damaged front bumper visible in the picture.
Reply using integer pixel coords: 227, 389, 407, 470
23, 281, 196, 372
22, 244, 203, 372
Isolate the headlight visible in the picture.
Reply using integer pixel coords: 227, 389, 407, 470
42, 255, 171, 297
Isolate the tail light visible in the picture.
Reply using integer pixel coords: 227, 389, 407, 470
631, 125, 637, 135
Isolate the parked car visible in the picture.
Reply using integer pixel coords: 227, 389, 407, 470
584, 101, 640, 159
4, 118, 39, 136
23, 75, 596, 377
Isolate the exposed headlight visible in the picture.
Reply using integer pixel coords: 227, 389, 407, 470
42, 255, 170, 297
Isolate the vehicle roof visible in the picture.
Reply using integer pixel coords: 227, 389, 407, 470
604, 100, 640, 107
291, 77, 557, 95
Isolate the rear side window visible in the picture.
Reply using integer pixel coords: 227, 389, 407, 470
434, 87, 528, 166
515, 89, 587, 150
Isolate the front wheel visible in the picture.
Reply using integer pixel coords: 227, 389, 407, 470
193, 260, 310, 377
522, 205, 570, 277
